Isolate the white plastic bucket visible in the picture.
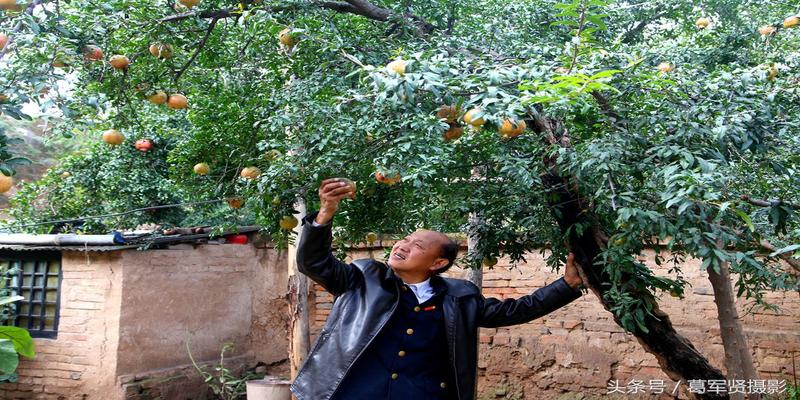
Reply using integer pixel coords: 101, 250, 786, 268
246, 377, 291, 400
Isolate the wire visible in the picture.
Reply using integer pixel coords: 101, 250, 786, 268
6, 198, 230, 229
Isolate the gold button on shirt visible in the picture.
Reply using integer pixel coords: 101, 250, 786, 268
440, 382, 447, 388
413, 306, 421, 312
406, 328, 414, 335
391, 373, 399, 380
398, 350, 406, 357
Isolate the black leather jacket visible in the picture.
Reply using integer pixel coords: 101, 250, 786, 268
290, 212, 583, 400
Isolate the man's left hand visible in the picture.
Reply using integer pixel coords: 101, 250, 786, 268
564, 253, 584, 289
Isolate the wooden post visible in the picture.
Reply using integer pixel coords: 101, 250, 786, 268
287, 199, 310, 384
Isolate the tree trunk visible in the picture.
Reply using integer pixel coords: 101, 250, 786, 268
287, 199, 310, 384
542, 171, 729, 400
464, 211, 484, 289
464, 167, 485, 289
707, 258, 760, 400
463, 265, 483, 288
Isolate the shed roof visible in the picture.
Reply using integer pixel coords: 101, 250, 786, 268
0, 226, 262, 252
0, 244, 141, 252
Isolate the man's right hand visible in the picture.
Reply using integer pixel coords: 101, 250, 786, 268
315, 178, 356, 225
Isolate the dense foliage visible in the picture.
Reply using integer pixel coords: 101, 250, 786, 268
0, 0, 798, 332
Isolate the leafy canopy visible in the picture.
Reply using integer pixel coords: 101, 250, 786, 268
0, 0, 798, 331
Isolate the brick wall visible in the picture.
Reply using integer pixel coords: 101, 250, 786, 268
308, 247, 800, 399
0, 243, 291, 400
0, 251, 124, 399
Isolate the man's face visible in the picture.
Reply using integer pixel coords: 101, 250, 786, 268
388, 230, 449, 277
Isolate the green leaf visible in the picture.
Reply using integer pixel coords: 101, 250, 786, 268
589, 69, 622, 80
634, 314, 649, 334
586, 15, 607, 30
769, 244, 800, 257
4, 157, 32, 167
0, 327, 35, 358
0, 296, 24, 306
733, 209, 754, 233
0, 340, 18, 375
549, 20, 576, 27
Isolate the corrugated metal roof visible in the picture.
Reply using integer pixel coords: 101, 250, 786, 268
0, 244, 141, 252
0, 232, 125, 246
0, 226, 263, 252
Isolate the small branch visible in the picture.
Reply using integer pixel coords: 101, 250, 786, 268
740, 195, 799, 210
445, 1, 456, 35
590, 91, 620, 121
741, 196, 772, 207
566, 1, 587, 74
158, 2, 361, 23
0, 0, 44, 62
159, 8, 236, 23
455, 80, 520, 96
175, 17, 219, 83
607, 175, 618, 210
759, 240, 800, 275
340, 50, 366, 68
12, 198, 230, 229
238, 35, 255, 59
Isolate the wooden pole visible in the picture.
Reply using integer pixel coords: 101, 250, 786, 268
287, 199, 310, 385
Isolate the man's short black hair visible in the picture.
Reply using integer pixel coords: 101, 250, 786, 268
434, 236, 459, 275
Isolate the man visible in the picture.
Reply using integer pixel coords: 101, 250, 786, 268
290, 178, 585, 400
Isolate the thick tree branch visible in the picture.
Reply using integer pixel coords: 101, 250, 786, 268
621, 7, 669, 44
158, 0, 434, 35
342, 0, 391, 20
338, 0, 434, 34
319, 1, 361, 14
542, 171, 728, 399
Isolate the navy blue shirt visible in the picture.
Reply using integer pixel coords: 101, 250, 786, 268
331, 275, 456, 399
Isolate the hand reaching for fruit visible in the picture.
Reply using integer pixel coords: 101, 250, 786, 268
315, 178, 356, 225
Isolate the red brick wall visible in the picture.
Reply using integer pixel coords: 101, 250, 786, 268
0, 251, 124, 399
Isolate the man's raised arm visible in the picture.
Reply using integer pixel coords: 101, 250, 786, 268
478, 254, 584, 328
295, 178, 361, 296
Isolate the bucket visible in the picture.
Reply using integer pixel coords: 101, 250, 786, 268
246, 376, 291, 400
